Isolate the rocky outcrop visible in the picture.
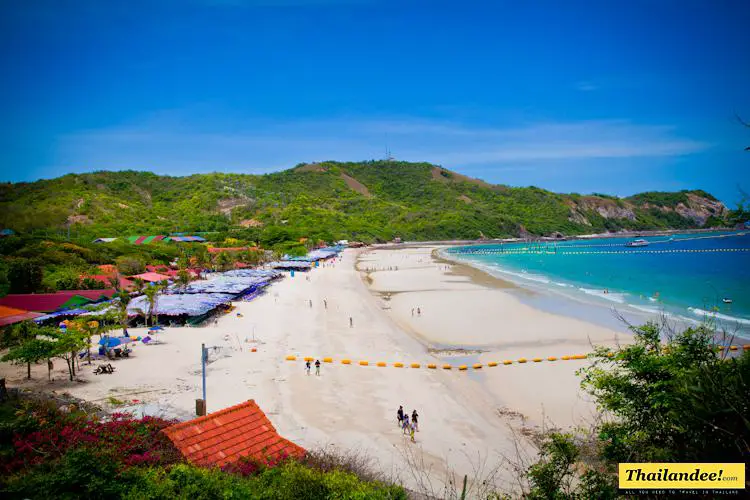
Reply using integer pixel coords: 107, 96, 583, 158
567, 197, 636, 226
676, 193, 726, 226
239, 218, 264, 228
566, 192, 727, 228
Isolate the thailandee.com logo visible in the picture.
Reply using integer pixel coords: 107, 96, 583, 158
619, 463, 745, 493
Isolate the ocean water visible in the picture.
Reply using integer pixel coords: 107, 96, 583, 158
445, 231, 750, 339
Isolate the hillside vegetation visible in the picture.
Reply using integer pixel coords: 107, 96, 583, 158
0, 161, 729, 243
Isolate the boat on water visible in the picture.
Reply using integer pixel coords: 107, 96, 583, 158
625, 239, 649, 247
723, 298, 733, 304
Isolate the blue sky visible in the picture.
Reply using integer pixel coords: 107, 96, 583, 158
1, 0, 748, 203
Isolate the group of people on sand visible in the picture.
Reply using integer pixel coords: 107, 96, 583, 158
396, 405, 419, 443
305, 359, 321, 376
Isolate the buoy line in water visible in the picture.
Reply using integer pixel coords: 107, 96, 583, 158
450, 248, 750, 256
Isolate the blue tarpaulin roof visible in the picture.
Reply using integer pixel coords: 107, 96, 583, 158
33, 309, 90, 323
174, 276, 270, 294
128, 293, 234, 317
268, 261, 312, 269
282, 247, 342, 262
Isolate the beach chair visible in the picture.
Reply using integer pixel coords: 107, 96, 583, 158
93, 364, 116, 375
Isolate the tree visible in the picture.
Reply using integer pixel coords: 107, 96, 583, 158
48, 327, 89, 381
7, 258, 43, 294
737, 113, 750, 151
115, 256, 145, 276
175, 269, 191, 291
580, 321, 750, 464
113, 290, 131, 335
519, 321, 750, 498
1, 321, 44, 379
213, 251, 234, 271
141, 281, 167, 326
1, 323, 59, 381
66, 319, 106, 365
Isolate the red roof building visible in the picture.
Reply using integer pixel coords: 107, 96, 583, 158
0, 305, 43, 327
0, 290, 116, 313
129, 272, 170, 283
161, 400, 305, 468
85, 274, 135, 290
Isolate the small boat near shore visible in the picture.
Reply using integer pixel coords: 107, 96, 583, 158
625, 239, 649, 247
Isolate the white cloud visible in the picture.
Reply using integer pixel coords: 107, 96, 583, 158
575, 81, 599, 91
52, 114, 710, 175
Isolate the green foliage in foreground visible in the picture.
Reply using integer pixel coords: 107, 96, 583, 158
3, 457, 406, 500
0, 397, 406, 500
525, 322, 750, 498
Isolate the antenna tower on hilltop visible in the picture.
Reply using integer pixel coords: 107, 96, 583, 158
384, 133, 395, 161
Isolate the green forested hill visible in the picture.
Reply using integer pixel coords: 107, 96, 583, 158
0, 161, 728, 242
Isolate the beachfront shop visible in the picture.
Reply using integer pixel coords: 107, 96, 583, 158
127, 293, 235, 326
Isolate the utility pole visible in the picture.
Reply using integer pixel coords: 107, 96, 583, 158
196, 343, 208, 416
202, 343, 207, 404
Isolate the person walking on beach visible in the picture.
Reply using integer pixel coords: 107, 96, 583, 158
315, 359, 321, 376
417, 307, 421, 317
402, 413, 410, 435
411, 308, 414, 317
411, 409, 419, 432
349, 317, 353, 328
410, 420, 416, 443
309, 299, 312, 308
305, 360, 311, 375
397, 405, 404, 427
323, 299, 327, 310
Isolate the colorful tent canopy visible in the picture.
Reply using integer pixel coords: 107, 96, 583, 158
0, 290, 116, 313
127, 235, 167, 245
0, 305, 43, 327
128, 293, 234, 317
168, 236, 206, 242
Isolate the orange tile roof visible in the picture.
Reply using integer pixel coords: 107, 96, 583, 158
161, 400, 305, 467
0, 305, 43, 326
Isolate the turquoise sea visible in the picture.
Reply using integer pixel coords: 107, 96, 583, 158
445, 231, 750, 339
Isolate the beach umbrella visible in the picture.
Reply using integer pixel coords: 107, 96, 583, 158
149, 326, 164, 331
99, 337, 122, 348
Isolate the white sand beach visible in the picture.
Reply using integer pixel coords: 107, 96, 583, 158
0, 246, 629, 492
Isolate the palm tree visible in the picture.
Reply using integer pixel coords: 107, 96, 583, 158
176, 269, 191, 291
142, 284, 160, 327
114, 290, 131, 336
